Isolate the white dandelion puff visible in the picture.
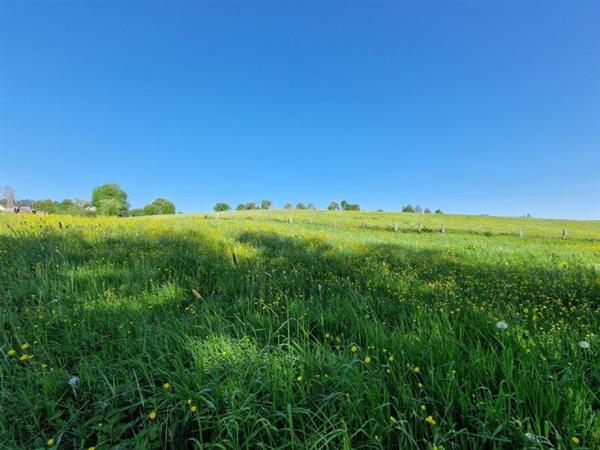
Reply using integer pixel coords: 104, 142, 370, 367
495, 321, 508, 330
578, 341, 590, 349
68, 375, 80, 387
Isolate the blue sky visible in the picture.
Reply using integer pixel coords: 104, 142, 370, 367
1, 2, 598, 218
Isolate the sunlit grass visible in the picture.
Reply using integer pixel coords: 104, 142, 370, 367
1, 212, 598, 449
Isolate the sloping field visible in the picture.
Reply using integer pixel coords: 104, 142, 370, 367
1, 211, 599, 449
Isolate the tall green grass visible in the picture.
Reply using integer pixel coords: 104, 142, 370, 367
1, 212, 598, 449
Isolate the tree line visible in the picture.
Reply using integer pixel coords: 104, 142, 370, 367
1, 184, 176, 217
214, 200, 442, 213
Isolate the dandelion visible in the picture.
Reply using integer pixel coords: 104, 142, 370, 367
187, 398, 192, 404
364, 356, 372, 364
148, 410, 157, 420
19, 354, 29, 361
47, 438, 55, 446
88, 447, 96, 450
578, 341, 590, 349
420, 404, 426, 412
389, 415, 397, 423
425, 415, 436, 425
413, 367, 420, 373
162, 383, 170, 390
7, 349, 16, 356
571, 437, 579, 445
296, 375, 303, 382
496, 321, 509, 330
388, 355, 394, 362
68, 376, 80, 387
351, 345, 358, 353
190, 405, 197, 412
20, 343, 30, 350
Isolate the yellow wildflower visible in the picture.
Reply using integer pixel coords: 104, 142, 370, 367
21, 343, 30, 350
47, 438, 55, 446
162, 383, 170, 390
426, 415, 436, 425
190, 405, 197, 412
148, 411, 157, 420
364, 356, 371, 364
7, 349, 16, 356
571, 437, 579, 445
351, 345, 358, 353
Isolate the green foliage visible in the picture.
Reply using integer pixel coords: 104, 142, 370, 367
143, 198, 176, 215
1, 211, 598, 449
328, 201, 339, 210
92, 183, 128, 216
340, 200, 360, 211
435, 209, 443, 214
97, 198, 126, 216
402, 204, 415, 212
283, 202, 292, 209
32, 198, 93, 215
213, 203, 231, 212
295, 202, 307, 209
260, 200, 272, 210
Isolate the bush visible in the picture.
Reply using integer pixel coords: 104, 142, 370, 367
328, 201, 339, 211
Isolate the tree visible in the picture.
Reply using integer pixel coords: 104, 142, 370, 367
1, 186, 16, 207
129, 208, 145, 217
144, 198, 175, 215
424, 208, 432, 214
328, 201, 339, 211
97, 198, 126, 216
402, 204, 415, 213
307, 202, 316, 210
245, 202, 257, 210
92, 183, 128, 216
214, 203, 230, 212
283, 203, 292, 209
33, 199, 56, 213
435, 209, 443, 214
296, 202, 307, 209
260, 200, 272, 210
236, 203, 246, 211
340, 200, 360, 211
340, 200, 348, 210
415, 205, 423, 213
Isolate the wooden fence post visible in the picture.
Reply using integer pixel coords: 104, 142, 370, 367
288, 217, 292, 224
418, 223, 422, 233
562, 229, 567, 240
440, 224, 445, 234
394, 223, 398, 232
519, 228, 523, 238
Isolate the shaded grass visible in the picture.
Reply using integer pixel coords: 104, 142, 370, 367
0, 214, 599, 449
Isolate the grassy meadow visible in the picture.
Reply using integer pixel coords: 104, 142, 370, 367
1, 210, 599, 449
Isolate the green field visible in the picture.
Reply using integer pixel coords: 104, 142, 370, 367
1, 211, 599, 449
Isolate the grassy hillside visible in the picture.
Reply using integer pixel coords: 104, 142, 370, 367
1, 211, 599, 449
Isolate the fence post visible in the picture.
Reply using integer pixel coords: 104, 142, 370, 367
394, 223, 398, 232
562, 229, 567, 239
288, 217, 293, 224
440, 224, 445, 234
418, 223, 422, 233
519, 228, 523, 238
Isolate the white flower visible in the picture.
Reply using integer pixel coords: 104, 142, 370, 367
68, 376, 80, 387
578, 341, 590, 349
495, 321, 508, 330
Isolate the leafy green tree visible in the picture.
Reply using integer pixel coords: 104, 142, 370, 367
245, 202, 257, 210
236, 203, 246, 211
424, 208, 432, 214
340, 200, 348, 210
92, 183, 128, 216
415, 205, 423, 213
143, 198, 175, 215
435, 209, 443, 214
296, 202, 307, 210
402, 204, 415, 213
328, 201, 339, 210
307, 203, 316, 210
214, 203, 231, 212
129, 208, 145, 217
97, 198, 126, 216
260, 200, 272, 210
33, 199, 57, 213
283, 203, 292, 209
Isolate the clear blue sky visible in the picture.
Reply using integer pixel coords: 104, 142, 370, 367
1, 2, 598, 219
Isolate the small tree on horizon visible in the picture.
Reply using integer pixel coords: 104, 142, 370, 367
214, 203, 231, 212
435, 209, 443, 214
283, 202, 292, 209
261, 200, 272, 210
296, 202, 307, 210
328, 201, 339, 211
